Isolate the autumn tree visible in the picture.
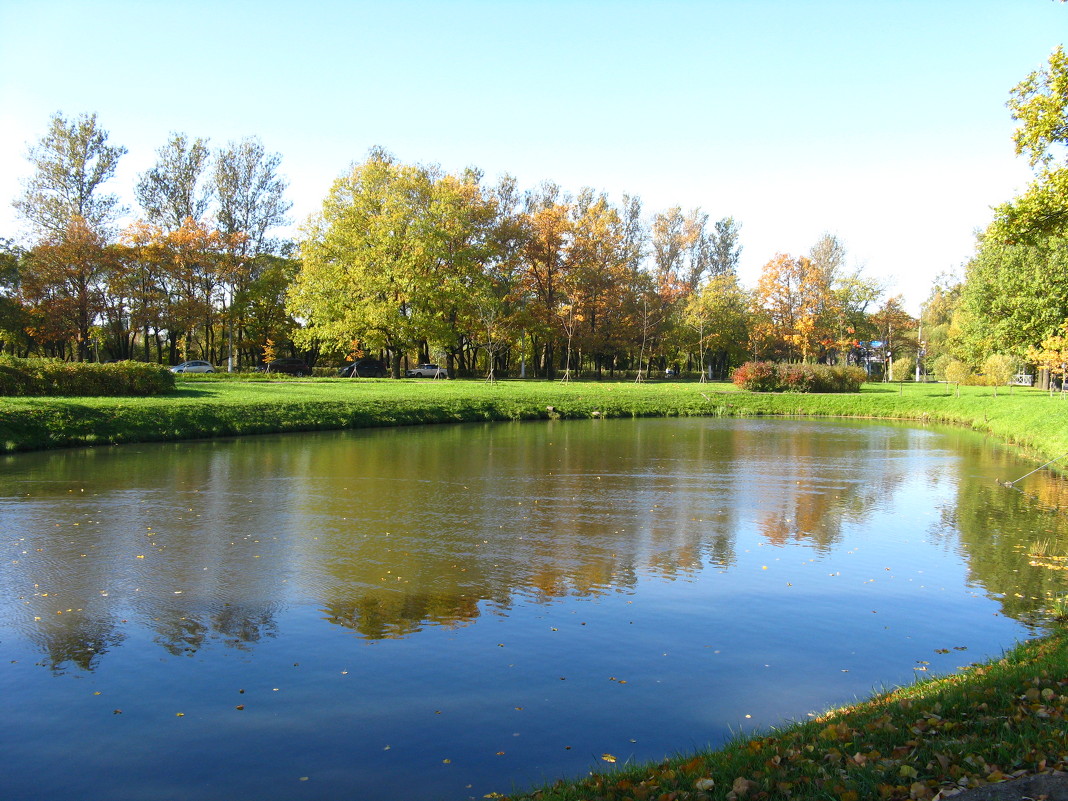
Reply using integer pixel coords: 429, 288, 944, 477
472, 174, 528, 379
21, 217, 110, 360
520, 183, 572, 378
1026, 322, 1068, 396
944, 358, 972, 398
806, 233, 883, 362
983, 353, 1018, 396
751, 253, 830, 362
120, 218, 242, 363
561, 189, 646, 377
870, 295, 917, 379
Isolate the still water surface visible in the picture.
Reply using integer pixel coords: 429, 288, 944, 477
2, 418, 1067, 801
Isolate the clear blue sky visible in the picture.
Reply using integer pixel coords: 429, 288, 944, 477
1, 0, 1065, 312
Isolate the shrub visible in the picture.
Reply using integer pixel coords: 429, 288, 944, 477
983, 353, 1018, 395
0, 358, 175, 397
931, 354, 954, 382
944, 359, 972, 397
731, 361, 779, 391
889, 355, 914, 382
732, 361, 865, 393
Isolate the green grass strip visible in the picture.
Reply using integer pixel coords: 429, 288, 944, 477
2, 378, 1067, 462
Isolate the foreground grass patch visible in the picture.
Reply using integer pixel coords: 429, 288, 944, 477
506, 628, 1068, 801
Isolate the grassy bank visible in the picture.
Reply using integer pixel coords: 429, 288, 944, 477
3, 377, 1068, 461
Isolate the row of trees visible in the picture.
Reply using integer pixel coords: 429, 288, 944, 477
2, 113, 294, 366
919, 44, 1068, 388
4, 112, 917, 377
290, 148, 918, 378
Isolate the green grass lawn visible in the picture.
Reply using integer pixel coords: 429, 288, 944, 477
2, 376, 1067, 462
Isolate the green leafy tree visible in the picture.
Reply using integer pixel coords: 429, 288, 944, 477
14, 112, 126, 238
136, 132, 213, 229
709, 216, 742, 278
290, 149, 477, 376
990, 46, 1068, 244
683, 273, 750, 378
0, 239, 31, 355
919, 274, 961, 367
213, 137, 291, 369
952, 239, 1068, 363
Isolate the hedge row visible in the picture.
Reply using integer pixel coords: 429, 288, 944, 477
0, 358, 176, 396
732, 361, 867, 393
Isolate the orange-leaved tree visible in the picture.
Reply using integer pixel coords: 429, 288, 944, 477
752, 253, 836, 362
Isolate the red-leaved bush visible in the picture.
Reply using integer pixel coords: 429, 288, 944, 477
732, 362, 865, 393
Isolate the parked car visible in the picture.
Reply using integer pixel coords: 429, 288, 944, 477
406, 363, 448, 378
264, 358, 312, 376
170, 360, 215, 373
338, 357, 388, 378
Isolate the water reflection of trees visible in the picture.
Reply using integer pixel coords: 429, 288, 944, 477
934, 437, 1068, 625
30, 613, 125, 674
5, 419, 1068, 663
738, 423, 921, 552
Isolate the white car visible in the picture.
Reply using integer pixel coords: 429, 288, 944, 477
406, 363, 448, 378
170, 360, 215, 373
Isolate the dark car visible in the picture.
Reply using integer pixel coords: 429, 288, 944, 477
264, 358, 312, 376
338, 357, 387, 378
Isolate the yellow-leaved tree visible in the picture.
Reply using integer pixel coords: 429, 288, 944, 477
1026, 321, 1068, 396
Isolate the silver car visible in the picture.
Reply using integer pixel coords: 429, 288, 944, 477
405, 363, 448, 378
170, 360, 215, 373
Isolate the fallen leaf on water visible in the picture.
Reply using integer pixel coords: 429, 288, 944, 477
602, 753, 617, 763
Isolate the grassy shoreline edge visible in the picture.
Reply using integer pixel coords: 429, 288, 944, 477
5, 379, 1067, 799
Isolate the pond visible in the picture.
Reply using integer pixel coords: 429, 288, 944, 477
2, 417, 1067, 801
